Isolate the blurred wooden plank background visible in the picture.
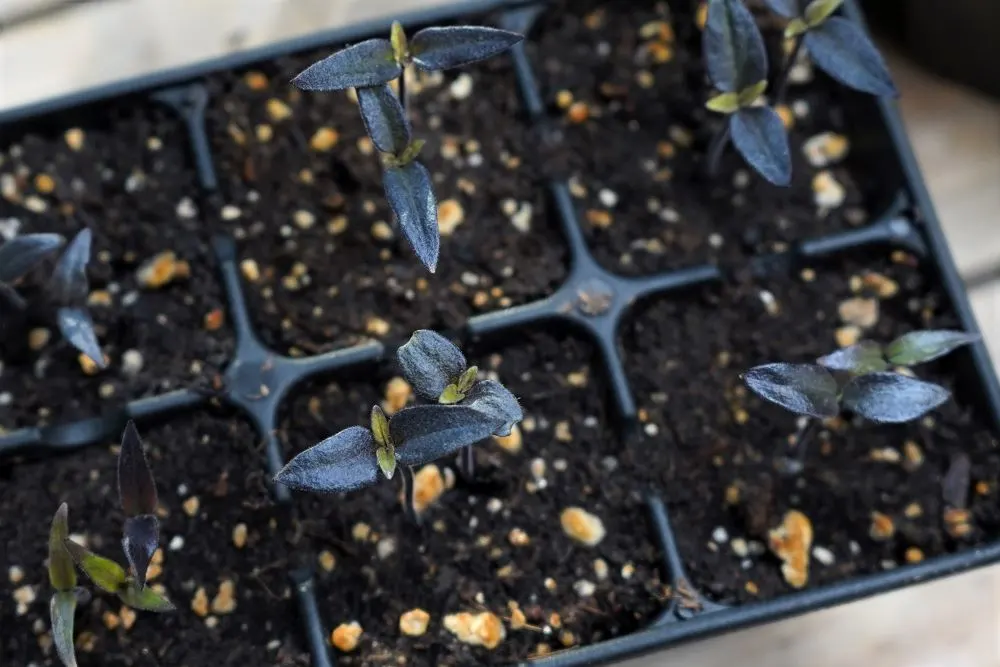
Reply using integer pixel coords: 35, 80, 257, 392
1, 2, 998, 665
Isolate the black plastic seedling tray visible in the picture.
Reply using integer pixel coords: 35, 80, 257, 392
2, 1, 999, 666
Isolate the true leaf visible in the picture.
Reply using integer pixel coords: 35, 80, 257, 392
438, 384, 465, 404
383, 161, 439, 272
464, 379, 522, 437
391, 404, 502, 467
804, 17, 897, 96
730, 107, 792, 186
705, 91, 741, 114
376, 445, 397, 480
50, 591, 78, 667
842, 372, 950, 423
394, 138, 426, 166
817, 341, 888, 374
397, 329, 467, 400
118, 580, 175, 612
703, 0, 769, 92
390, 21, 408, 63
118, 420, 158, 516
762, 0, 800, 18
371, 404, 392, 447
273, 426, 379, 493
57, 307, 104, 369
64, 540, 127, 594
0, 233, 64, 283
737, 79, 768, 106
50, 228, 91, 305
743, 363, 840, 418
885, 330, 979, 367
409, 26, 522, 71
49, 504, 76, 592
804, 0, 844, 26
357, 84, 411, 155
122, 515, 159, 590
292, 38, 402, 91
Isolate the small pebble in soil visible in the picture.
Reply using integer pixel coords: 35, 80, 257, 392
869, 511, 895, 541
812, 546, 836, 566
377, 537, 397, 560
493, 424, 523, 454
382, 377, 413, 415
232, 523, 248, 548
211, 580, 237, 615
293, 209, 316, 230
444, 611, 505, 649
310, 127, 339, 152
592, 558, 610, 581
204, 308, 225, 331
244, 71, 268, 89
561, 507, 605, 547
812, 171, 846, 210
318, 550, 336, 572
64, 127, 85, 151
862, 272, 900, 298
554, 421, 572, 442
119, 606, 137, 631
137, 251, 190, 289
28, 328, 50, 351
905, 547, 925, 564
240, 258, 261, 282
221, 204, 241, 220
266, 98, 293, 122
803, 132, 849, 168
869, 447, 901, 463
508, 528, 531, 547
731, 538, 749, 558
450, 73, 474, 100
768, 510, 813, 589
510, 606, 527, 630
838, 297, 879, 328
103, 611, 121, 630
191, 587, 209, 617
776, 104, 794, 129
903, 441, 925, 471
573, 579, 596, 598
413, 464, 446, 514
437, 199, 465, 236
78, 352, 107, 376
365, 315, 390, 336
13, 585, 35, 615
944, 508, 973, 538
88, 290, 113, 307
712, 526, 729, 544
8, 565, 24, 584
182, 496, 200, 517
835, 325, 861, 348
168, 535, 184, 551
121, 349, 144, 377
530, 458, 546, 481
567, 101, 589, 124
758, 290, 780, 316
176, 197, 198, 219
400, 609, 431, 637
331, 621, 363, 652
352, 523, 371, 542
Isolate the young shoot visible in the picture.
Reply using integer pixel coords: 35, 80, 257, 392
49, 504, 84, 667
0, 232, 64, 310
743, 329, 978, 470
703, 0, 791, 185
764, 0, 897, 99
118, 420, 161, 590
292, 22, 523, 272
50, 228, 105, 370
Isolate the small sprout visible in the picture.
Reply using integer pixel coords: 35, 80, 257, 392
49, 229, 104, 368
841, 372, 950, 423
372, 405, 397, 479
817, 340, 888, 374
49, 504, 78, 667
117, 421, 160, 589
390, 21, 408, 62
742, 363, 839, 418
0, 233, 64, 284
885, 330, 979, 367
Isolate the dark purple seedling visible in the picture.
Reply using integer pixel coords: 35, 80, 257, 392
117, 420, 160, 589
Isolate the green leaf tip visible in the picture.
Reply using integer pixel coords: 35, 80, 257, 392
371, 404, 392, 447
804, 0, 844, 26
49, 503, 76, 592
390, 21, 408, 63
64, 539, 127, 594
118, 579, 176, 612
376, 445, 397, 480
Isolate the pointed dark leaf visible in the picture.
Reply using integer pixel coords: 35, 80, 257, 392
122, 515, 159, 590
292, 38, 401, 91
805, 17, 897, 96
51, 591, 78, 667
391, 404, 500, 467
885, 330, 979, 367
274, 426, 379, 493
942, 453, 971, 509
762, 0, 800, 18
730, 107, 792, 186
464, 379, 522, 437
118, 421, 158, 516
64, 540, 127, 594
57, 307, 104, 369
703, 0, 769, 92
0, 233, 63, 283
397, 329, 467, 400
357, 83, 411, 154
49, 503, 76, 592
409, 26, 522, 71
383, 161, 439, 272
817, 341, 888, 374
50, 228, 91, 305
842, 372, 950, 423
743, 363, 840, 418
118, 580, 175, 612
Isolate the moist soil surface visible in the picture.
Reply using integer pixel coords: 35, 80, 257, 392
1, 1, 998, 666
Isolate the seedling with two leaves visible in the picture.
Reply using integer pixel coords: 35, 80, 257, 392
0, 229, 105, 368
292, 22, 522, 272
275, 329, 521, 520
48, 422, 173, 667
743, 330, 978, 473
702, 0, 895, 185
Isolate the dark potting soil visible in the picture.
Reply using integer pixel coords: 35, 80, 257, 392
527, 0, 873, 276
201, 45, 568, 356
622, 249, 1000, 603
0, 102, 233, 427
0, 412, 308, 667
279, 332, 664, 665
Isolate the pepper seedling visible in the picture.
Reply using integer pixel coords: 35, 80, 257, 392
743, 329, 978, 471
0, 232, 64, 310
764, 0, 896, 99
48, 504, 88, 667
703, 0, 791, 185
50, 228, 106, 370
292, 21, 523, 272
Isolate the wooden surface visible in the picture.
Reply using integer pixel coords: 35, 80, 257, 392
1, 2, 999, 665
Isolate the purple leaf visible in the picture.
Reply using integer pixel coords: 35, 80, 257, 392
744, 363, 839, 418
383, 161, 439, 272
464, 379, 522, 437
817, 341, 887, 374
0, 233, 64, 283
409, 26, 522, 71
274, 426, 380, 493
885, 330, 979, 367
704, 0, 769, 92
50, 228, 91, 305
118, 420, 158, 516
763, 0, 800, 18
292, 38, 402, 91
397, 329, 467, 400
391, 404, 500, 467
842, 372, 950, 423
56, 307, 104, 369
805, 17, 897, 97
730, 107, 792, 186
122, 515, 159, 590
357, 83, 411, 154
